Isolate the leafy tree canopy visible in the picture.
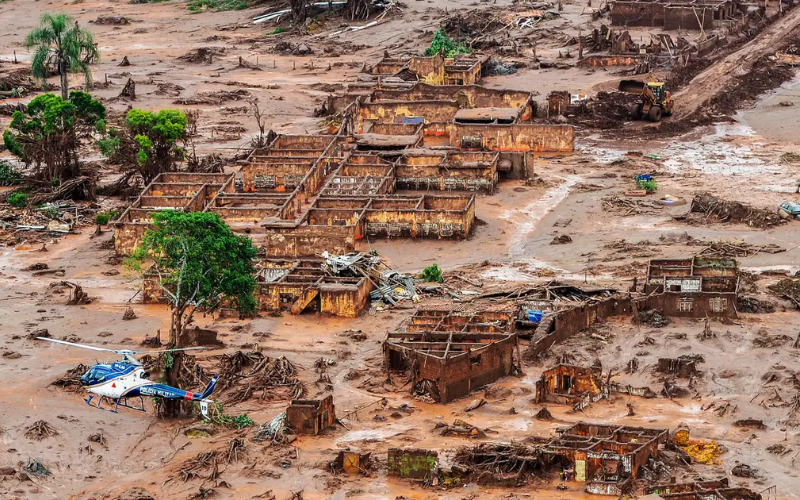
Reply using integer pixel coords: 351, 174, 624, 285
25, 13, 99, 99
132, 211, 258, 325
3, 92, 105, 181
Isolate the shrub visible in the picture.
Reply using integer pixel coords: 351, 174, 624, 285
0, 162, 21, 186
638, 179, 658, 193
421, 263, 443, 283
425, 29, 471, 58
8, 192, 28, 208
95, 210, 120, 225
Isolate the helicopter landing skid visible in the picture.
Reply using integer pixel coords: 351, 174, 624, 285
86, 395, 146, 414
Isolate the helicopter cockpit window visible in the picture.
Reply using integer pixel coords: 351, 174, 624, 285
82, 365, 114, 384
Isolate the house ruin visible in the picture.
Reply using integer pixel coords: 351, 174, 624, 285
384, 309, 520, 403
534, 364, 605, 409
610, 0, 744, 30
644, 257, 739, 318
646, 478, 763, 499
286, 396, 336, 435
541, 423, 669, 495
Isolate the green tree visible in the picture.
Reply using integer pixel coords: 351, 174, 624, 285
102, 109, 189, 187
25, 13, 99, 100
3, 92, 105, 182
127, 211, 258, 416
126, 109, 188, 183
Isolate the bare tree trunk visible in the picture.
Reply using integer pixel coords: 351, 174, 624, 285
163, 306, 186, 418
345, 0, 371, 20
291, 0, 308, 24
59, 63, 69, 101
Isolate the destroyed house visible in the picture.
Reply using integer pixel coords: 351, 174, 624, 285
257, 258, 374, 317
286, 396, 336, 435
239, 135, 479, 258
113, 172, 232, 255
535, 364, 605, 410
368, 53, 487, 86
647, 479, 762, 500
541, 423, 668, 495
358, 84, 535, 131
516, 283, 619, 329
347, 81, 573, 161
384, 309, 519, 403
609, 0, 739, 30
644, 257, 738, 318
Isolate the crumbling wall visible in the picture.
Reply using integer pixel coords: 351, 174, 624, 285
241, 160, 313, 192
359, 101, 460, 131
450, 124, 574, 152
114, 222, 150, 255
611, 1, 666, 27
647, 292, 737, 318
286, 396, 336, 435
319, 280, 372, 318
262, 225, 357, 258
663, 5, 716, 30
408, 54, 446, 84
365, 196, 474, 239
528, 297, 637, 357
439, 336, 516, 403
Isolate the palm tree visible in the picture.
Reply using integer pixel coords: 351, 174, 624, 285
25, 13, 99, 100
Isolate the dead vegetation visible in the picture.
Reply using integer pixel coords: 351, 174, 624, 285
219, 352, 306, 406
174, 89, 251, 106
695, 241, 785, 258
51, 281, 92, 305
172, 451, 221, 483
686, 193, 784, 228
602, 194, 661, 216
767, 279, 800, 309
52, 363, 90, 392
178, 47, 226, 64
25, 420, 59, 441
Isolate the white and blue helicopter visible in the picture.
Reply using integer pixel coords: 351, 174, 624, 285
39, 337, 219, 418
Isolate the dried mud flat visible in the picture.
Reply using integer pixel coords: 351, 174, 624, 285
1, 0, 800, 499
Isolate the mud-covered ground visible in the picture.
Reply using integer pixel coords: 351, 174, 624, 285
2, 0, 800, 499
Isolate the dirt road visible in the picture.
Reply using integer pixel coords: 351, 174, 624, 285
672, 6, 800, 120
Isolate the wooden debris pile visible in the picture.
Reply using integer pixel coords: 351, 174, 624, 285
217, 351, 306, 406
177, 47, 226, 64
602, 194, 661, 216
767, 279, 800, 309
51, 363, 90, 392
688, 193, 784, 228
172, 451, 221, 483
174, 89, 250, 106
452, 442, 541, 485
24, 420, 59, 441
695, 240, 785, 258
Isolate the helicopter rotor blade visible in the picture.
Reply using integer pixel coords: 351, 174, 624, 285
132, 347, 208, 354
38, 337, 208, 356
37, 337, 118, 353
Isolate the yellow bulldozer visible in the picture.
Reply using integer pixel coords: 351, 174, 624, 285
618, 79, 675, 122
